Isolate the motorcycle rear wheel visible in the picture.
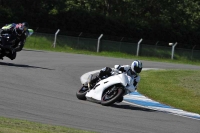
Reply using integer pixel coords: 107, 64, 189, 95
76, 86, 88, 100
101, 86, 124, 106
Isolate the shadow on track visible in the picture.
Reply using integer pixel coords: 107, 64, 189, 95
0, 62, 54, 70
111, 103, 155, 112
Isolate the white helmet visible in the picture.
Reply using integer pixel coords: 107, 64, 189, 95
131, 60, 143, 74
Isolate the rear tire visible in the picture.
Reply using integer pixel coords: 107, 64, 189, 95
101, 86, 124, 106
76, 86, 88, 100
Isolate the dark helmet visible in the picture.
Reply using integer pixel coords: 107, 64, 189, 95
15, 22, 29, 36
131, 60, 143, 74
22, 22, 29, 30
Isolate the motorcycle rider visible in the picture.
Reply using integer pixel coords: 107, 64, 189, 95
0, 22, 29, 60
88, 60, 143, 102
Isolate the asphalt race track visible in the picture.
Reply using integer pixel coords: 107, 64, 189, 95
0, 49, 200, 133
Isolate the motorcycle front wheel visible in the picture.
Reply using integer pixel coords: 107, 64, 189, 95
101, 86, 124, 106
76, 86, 89, 100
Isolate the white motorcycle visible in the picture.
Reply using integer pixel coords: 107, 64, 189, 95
76, 69, 132, 106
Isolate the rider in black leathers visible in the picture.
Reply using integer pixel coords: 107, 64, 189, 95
0, 22, 29, 60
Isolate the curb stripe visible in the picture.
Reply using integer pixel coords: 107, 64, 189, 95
124, 91, 200, 120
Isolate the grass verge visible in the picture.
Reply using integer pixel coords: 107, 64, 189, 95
139, 69, 200, 114
25, 36, 200, 66
0, 117, 95, 133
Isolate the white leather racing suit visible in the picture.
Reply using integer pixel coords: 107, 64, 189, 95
114, 65, 140, 92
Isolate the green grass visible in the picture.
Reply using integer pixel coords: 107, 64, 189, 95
1, 36, 200, 132
139, 70, 200, 114
0, 117, 95, 133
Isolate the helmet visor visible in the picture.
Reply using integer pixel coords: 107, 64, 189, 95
135, 67, 142, 73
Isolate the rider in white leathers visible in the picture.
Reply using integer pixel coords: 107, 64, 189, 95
114, 60, 142, 92
89, 60, 143, 94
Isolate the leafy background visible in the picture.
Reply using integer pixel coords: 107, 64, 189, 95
0, 0, 200, 49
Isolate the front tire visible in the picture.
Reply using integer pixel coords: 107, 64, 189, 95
101, 86, 124, 106
76, 86, 89, 100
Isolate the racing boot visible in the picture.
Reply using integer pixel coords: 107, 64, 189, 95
88, 76, 99, 89
87, 74, 93, 89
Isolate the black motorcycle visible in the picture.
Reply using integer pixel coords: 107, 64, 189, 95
0, 32, 17, 60
0, 27, 34, 60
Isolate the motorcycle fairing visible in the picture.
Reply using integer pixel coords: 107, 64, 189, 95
85, 73, 129, 101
